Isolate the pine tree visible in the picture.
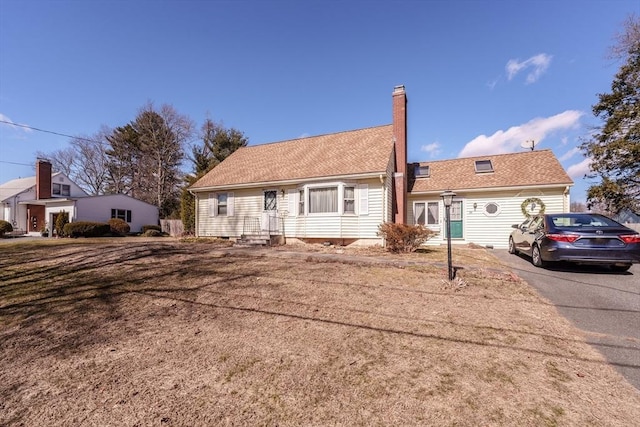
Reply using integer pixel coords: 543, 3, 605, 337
581, 16, 640, 213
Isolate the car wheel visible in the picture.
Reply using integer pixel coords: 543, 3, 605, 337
610, 264, 631, 272
531, 244, 545, 268
508, 237, 517, 254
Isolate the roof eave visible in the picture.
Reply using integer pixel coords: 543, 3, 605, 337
190, 171, 386, 192
409, 182, 574, 196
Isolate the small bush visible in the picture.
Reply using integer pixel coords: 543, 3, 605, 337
142, 224, 162, 234
63, 221, 111, 238
143, 229, 163, 237
377, 223, 435, 253
108, 218, 131, 235
55, 211, 69, 237
0, 220, 13, 236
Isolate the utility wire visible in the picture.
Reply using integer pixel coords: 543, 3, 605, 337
0, 119, 108, 146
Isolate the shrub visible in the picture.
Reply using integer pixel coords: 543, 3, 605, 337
143, 229, 163, 237
63, 221, 111, 238
0, 220, 13, 237
55, 211, 69, 237
142, 224, 162, 234
108, 218, 130, 235
377, 223, 435, 253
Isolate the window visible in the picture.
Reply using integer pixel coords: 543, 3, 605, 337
344, 186, 355, 214
474, 159, 494, 173
111, 209, 132, 223
217, 193, 228, 216
264, 190, 277, 211
414, 202, 439, 225
52, 183, 70, 196
414, 164, 430, 177
298, 189, 305, 215
209, 192, 234, 217
484, 202, 500, 216
309, 187, 338, 213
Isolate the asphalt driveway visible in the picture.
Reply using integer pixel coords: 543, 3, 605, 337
492, 249, 640, 390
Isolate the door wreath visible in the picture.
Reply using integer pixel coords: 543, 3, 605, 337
521, 197, 546, 218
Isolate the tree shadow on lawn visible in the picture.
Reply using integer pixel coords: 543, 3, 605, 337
1, 241, 634, 371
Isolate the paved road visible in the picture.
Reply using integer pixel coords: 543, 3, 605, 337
492, 249, 640, 390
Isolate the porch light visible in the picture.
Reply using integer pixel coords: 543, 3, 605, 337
440, 190, 456, 281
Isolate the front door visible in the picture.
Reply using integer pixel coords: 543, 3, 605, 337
261, 190, 278, 232
449, 200, 463, 239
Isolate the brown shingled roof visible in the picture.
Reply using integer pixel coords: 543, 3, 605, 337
191, 125, 394, 189
408, 149, 573, 193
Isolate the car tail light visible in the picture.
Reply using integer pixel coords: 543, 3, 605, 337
620, 234, 640, 244
546, 233, 579, 243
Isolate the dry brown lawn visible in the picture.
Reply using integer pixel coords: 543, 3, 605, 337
1, 238, 639, 426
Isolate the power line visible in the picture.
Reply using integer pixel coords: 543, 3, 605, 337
0, 119, 107, 146
0, 160, 32, 167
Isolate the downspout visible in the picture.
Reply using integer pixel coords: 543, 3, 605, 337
189, 189, 199, 238
563, 186, 571, 212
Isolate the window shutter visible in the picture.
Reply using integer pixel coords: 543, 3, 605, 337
288, 189, 298, 217
227, 192, 234, 217
359, 184, 369, 215
209, 193, 217, 217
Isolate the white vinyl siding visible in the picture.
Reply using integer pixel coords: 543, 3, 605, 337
407, 189, 569, 249
195, 178, 384, 243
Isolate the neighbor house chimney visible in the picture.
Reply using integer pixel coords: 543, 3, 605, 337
36, 159, 52, 200
392, 85, 407, 224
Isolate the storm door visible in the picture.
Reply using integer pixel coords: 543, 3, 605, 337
261, 190, 278, 232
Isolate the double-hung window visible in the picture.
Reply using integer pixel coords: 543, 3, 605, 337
53, 183, 71, 196
217, 193, 228, 216
209, 192, 234, 217
415, 202, 439, 226
111, 208, 132, 223
298, 189, 305, 215
343, 186, 355, 214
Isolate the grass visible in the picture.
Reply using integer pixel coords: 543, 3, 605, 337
0, 238, 639, 426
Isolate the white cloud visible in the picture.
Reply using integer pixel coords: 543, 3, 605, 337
459, 110, 584, 158
559, 146, 582, 162
506, 53, 552, 84
420, 142, 441, 157
566, 158, 592, 180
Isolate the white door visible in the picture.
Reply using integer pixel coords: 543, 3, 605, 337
261, 190, 278, 232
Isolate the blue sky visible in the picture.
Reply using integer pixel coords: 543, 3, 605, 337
1, 0, 638, 203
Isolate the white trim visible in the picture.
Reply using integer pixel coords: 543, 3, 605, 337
190, 172, 385, 192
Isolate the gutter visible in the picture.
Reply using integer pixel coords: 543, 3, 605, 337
189, 171, 386, 193
408, 182, 575, 196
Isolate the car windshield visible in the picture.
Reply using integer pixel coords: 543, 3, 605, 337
550, 215, 622, 228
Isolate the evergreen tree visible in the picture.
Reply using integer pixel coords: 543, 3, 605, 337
180, 118, 248, 233
581, 16, 640, 213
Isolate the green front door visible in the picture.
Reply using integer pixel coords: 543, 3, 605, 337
449, 200, 463, 238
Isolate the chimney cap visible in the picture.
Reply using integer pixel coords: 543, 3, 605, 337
393, 85, 405, 93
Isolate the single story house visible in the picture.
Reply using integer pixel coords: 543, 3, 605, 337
189, 86, 573, 248
0, 160, 159, 236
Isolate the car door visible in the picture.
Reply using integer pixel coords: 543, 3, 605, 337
511, 218, 531, 249
522, 216, 543, 255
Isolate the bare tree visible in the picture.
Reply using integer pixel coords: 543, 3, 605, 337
36, 127, 110, 195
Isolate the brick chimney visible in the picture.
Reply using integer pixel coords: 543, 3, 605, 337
392, 85, 407, 224
36, 159, 52, 200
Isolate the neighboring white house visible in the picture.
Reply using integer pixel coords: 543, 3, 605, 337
0, 160, 159, 235
189, 85, 574, 248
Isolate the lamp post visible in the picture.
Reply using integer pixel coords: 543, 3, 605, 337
440, 190, 456, 281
